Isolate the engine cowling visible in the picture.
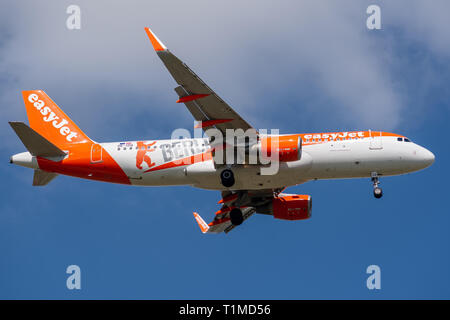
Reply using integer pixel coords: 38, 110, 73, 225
260, 135, 302, 162
272, 194, 312, 220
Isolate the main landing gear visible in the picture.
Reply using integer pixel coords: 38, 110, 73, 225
220, 169, 241, 225
220, 169, 235, 188
371, 172, 383, 199
230, 208, 244, 226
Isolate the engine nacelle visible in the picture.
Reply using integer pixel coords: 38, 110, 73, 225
260, 135, 302, 162
272, 194, 312, 220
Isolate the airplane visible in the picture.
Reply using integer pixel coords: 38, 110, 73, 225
9, 27, 435, 234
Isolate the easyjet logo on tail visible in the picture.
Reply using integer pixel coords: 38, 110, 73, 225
28, 93, 78, 142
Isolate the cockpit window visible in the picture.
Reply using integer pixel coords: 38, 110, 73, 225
397, 137, 403, 142
404, 138, 411, 142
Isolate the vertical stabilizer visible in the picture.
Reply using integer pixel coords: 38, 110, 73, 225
22, 90, 92, 149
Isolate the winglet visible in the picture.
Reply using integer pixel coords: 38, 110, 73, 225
144, 27, 167, 52
193, 212, 210, 234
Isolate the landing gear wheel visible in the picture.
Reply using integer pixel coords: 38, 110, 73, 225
230, 208, 244, 226
220, 169, 235, 188
371, 172, 383, 199
373, 187, 383, 199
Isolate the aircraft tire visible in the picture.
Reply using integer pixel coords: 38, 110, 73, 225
220, 169, 235, 188
230, 208, 244, 226
374, 187, 383, 199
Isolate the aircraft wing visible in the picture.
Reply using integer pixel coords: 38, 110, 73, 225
194, 207, 256, 234
193, 188, 284, 234
144, 27, 254, 135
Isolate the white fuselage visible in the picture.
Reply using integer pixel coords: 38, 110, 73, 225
98, 134, 434, 190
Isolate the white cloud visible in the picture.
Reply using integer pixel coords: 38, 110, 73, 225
1, 0, 449, 149
383, 0, 450, 57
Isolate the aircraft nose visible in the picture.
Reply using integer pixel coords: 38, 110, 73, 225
422, 148, 435, 167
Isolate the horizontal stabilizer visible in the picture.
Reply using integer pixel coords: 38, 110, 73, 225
33, 169, 58, 186
9, 122, 66, 158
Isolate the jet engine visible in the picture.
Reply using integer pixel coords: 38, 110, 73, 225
272, 194, 312, 220
259, 135, 302, 162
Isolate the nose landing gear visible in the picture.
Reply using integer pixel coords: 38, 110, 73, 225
371, 172, 383, 199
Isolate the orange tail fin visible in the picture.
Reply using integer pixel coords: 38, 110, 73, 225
22, 90, 92, 149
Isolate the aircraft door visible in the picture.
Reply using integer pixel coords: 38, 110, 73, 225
369, 130, 383, 150
91, 143, 103, 163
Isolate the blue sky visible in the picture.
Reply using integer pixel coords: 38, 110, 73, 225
1, 0, 449, 299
